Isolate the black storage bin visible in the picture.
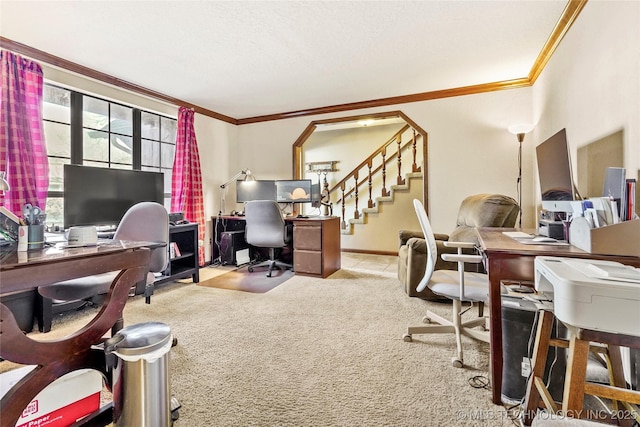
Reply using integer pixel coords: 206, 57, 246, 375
501, 295, 566, 404
1, 290, 36, 333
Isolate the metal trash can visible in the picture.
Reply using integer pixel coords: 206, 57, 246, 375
105, 322, 173, 427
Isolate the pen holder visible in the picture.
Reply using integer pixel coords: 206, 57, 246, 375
27, 224, 45, 250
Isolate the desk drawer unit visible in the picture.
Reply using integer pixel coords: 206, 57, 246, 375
293, 217, 341, 278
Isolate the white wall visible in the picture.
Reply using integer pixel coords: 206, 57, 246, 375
533, 1, 640, 206
235, 88, 534, 245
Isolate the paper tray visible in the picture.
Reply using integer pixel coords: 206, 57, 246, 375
569, 218, 640, 257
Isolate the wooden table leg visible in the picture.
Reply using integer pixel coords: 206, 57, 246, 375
523, 309, 555, 425
488, 257, 504, 405
562, 332, 590, 418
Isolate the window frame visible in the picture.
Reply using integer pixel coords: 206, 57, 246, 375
43, 83, 176, 226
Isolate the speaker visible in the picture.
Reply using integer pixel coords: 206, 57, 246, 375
220, 230, 248, 266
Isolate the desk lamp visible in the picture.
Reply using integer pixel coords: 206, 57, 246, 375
508, 124, 534, 229
219, 169, 254, 215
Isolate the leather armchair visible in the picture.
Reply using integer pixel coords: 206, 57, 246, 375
398, 194, 519, 299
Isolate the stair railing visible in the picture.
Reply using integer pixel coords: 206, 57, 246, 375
327, 125, 423, 229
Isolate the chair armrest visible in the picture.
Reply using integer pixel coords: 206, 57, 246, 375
433, 233, 450, 241
406, 237, 427, 253
443, 241, 476, 249
441, 253, 482, 264
399, 230, 424, 246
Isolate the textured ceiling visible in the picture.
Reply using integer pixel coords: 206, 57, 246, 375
0, 1, 568, 120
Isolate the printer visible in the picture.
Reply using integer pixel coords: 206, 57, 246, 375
535, 256, 640, 337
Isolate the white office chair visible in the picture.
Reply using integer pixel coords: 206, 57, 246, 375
37, 202, 169, 332
403, 199, 492, 368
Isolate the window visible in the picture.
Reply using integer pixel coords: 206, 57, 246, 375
42, 83, 176, 228
141, 112, 177, 208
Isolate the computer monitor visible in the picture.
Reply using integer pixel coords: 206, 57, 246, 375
64, 164, 164, 229
236, 180, 276, 203
536, 128, 576, 213
275, 180, 313, 203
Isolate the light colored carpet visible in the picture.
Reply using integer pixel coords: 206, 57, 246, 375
9, 266, 515, 426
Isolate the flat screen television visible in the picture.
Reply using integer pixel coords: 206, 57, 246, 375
275, 179, 313, 203
536, 128, 576, 212
64, 164, 164, 229
236, 180, 276, 203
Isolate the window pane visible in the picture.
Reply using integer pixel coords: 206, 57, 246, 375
110, 163, 131, 170
43, 86, 70, 123
141, 112, 159, 140
45, 197, 63, 229
161, 142, 175, 168
161, 117, 176, 143
111, 104, 133, 136
48, 157, 69, 192
110, 135, 132, 165
83, 129, 109, 162
43, 121, 71, 158
83, 96, 108, 130
84, 160, 107, 168
141, 139, 160, 167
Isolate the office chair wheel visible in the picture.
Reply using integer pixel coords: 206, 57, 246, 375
451, 358, 463, 368
248, 266, 254, 273
422, 316, 431, 324
403, 334, 412, 342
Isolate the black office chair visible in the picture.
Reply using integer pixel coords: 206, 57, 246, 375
244, 200, 293, 277
37, 202, 169, 332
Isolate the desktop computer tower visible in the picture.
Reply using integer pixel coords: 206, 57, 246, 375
220, 230, 249, 266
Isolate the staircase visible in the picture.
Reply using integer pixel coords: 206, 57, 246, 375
341, 171, 423, 235
301, 124, 425, 253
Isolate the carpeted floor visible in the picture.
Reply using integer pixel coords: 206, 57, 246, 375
6, 259, 518, 426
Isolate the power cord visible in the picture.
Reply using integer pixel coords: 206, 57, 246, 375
468, 375, 491, 390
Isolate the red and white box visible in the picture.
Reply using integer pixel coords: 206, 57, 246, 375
0, 366, 103, 427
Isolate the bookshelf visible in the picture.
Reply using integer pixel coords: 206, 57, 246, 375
155, 223, 200, 285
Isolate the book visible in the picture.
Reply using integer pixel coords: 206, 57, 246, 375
0, 206, 20, 241
603, 167, 626, 221
626, 178, 636, 221
171, 242, 181, 258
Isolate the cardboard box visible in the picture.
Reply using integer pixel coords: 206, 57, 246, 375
0, 366, 103, 427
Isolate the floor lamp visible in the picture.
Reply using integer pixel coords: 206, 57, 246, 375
508, 125, 534, 229
219, 169, 254, 215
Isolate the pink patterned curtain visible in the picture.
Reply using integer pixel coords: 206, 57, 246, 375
171, 107, 205, 265
0, 51, 49, 216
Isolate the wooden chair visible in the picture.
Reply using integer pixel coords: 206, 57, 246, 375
523, 309, 640, 426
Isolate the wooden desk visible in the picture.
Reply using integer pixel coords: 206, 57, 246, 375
212, 215, 341, 278
475, 228, 640, 405
0, 241, 153, 427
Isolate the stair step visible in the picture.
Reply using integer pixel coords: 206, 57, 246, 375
339, 170, 422, 236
